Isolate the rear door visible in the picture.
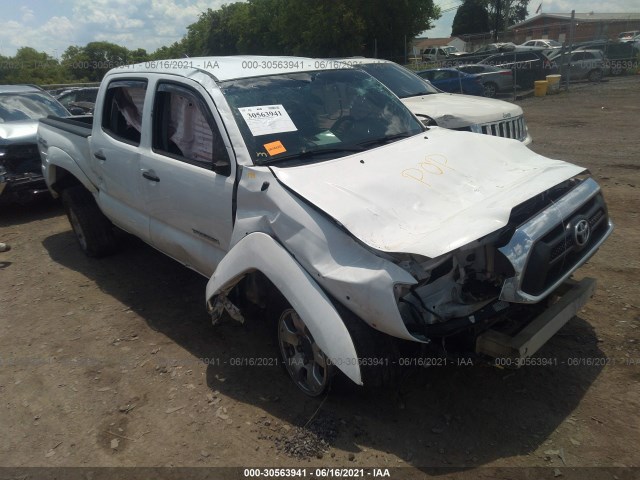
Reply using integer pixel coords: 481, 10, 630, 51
139, 78, 236, 277
90, 78, 150, 240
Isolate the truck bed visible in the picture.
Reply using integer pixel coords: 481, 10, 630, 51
38, 115, 97, 195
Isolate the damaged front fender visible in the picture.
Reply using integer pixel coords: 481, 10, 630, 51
205, 232, 363, 386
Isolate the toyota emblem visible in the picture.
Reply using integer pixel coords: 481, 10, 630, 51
574, 219, 591, 248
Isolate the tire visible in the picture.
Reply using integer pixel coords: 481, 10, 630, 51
483, 82, 498, 98
338, 307, 402, 389
277, 307, 333, 396
588, 69, 603, 82
61, 186, 118, 258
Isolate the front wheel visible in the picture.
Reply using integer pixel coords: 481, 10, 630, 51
483, 82, 498, 98
588, 69, 603, 82
277, 308, 333, 396
62, 186, 118, 257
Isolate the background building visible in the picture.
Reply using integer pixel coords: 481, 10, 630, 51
509, 12, 640, 44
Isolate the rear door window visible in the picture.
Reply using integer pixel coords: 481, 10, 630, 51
102, 80, 147, 145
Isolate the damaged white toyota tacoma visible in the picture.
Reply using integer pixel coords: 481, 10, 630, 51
38, 56, 613, 396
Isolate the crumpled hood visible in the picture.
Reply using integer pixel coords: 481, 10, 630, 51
401, 93, 522, 129
272, 129, 584, 259
0, 121, 38, 145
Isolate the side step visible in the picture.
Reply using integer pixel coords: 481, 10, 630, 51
476, 278, 597, 360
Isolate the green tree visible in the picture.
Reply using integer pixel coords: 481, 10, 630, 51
360, 0, 440, 60
151, 0, 440, 61
62, 42, 148, 81
452, 0, 490, 35
484, 0, 529, 34
2, 47, 65, 84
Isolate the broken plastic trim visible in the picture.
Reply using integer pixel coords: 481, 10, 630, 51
208, 294, 245, 325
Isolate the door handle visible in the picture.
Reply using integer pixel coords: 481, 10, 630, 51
94, 150, 106, 160
142, 170, 160, 182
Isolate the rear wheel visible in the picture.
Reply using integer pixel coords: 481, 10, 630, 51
483, 82, 498, 98
62, 186, 118, 257
588, 69, 603, 82
277, 308, 333, 396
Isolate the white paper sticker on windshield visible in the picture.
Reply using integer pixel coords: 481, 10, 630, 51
238, 104, 297, 136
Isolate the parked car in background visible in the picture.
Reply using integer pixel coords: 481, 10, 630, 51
416, 68, 485, 96
422, 47, 451, 62
458, 42, 517, 57
518, 38, 562, 57
520, 39, 562, 49
55, 87, 99, 114
341, 58, 531, 144
0, 85, 70, 205
444, 43, 522, 66
480, 50, 557, 88
455, 64, 514, 98
573, 41, 639, 75
618, 30, 640, 42
547, 49, 606, 82
442, 45, 462, 55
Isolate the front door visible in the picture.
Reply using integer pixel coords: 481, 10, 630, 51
139, 80, 236, 277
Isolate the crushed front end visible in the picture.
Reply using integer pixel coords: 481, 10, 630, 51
392, 176, 613, 361
0, 143, 49, 205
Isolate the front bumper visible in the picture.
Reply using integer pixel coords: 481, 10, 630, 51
476, 277, 596, 360
0, 174, 50, 205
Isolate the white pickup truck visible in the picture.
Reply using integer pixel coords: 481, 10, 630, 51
39, 56, 613, 396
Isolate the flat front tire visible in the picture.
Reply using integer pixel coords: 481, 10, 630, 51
277, 308, 332, 396
62, 186, 118, 258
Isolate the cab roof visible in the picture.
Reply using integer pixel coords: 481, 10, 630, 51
109, 55, 353, 82
0, 84, 44, 94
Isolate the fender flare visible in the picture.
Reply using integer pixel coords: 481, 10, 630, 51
45, 146, 97, 196
205, 232, 363, 386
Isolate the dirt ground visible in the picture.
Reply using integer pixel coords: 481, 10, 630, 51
1, 76, 639, 478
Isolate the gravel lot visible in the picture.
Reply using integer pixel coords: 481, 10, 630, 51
1, 75, 638, 478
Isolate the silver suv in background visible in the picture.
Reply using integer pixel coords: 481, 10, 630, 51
340, 58, 531, 144
548, 49, 606, 82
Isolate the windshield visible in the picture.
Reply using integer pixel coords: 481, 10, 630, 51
358, 62, 439, 98
0, 92, 69, 123
221, 69, 424, 166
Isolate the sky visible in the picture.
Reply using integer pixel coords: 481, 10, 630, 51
1, 0, 639, 58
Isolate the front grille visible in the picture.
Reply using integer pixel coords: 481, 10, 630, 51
479, 116, 528, 141
521, 193, 609, 296
1, 143, 41, 175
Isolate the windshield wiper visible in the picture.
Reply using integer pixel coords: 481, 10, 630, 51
356, 132, 416, 149
401, 91, 434, 98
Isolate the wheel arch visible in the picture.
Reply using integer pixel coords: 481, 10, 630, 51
205, 232, 363, 386
45, 146, 97, 197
